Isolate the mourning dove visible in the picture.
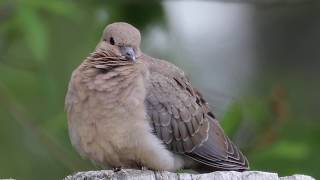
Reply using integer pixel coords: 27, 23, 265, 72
65, 22, 249, 172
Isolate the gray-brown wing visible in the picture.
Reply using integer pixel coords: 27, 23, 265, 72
145, 71, 210, 153
145, 69, 249, 171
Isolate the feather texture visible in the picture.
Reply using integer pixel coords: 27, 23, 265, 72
66, 22, 249, 172
142, 55, 249, 171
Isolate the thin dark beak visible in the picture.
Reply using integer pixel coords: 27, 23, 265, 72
120, 46, 136, 62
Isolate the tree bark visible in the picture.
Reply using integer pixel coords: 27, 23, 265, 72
64, 169, 315, 180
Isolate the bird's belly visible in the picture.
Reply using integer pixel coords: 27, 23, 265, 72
95, 106, 148, 168
69, 83, 149, 168
68, 75, 187, 170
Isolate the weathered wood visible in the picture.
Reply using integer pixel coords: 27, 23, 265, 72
64, 169, 315, 180
214, 0, 316, 5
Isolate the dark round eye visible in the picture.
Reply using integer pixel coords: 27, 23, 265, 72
109, 37, 115, 45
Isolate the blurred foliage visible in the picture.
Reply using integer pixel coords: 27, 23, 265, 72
221, 86, 320, 178
0, 0, 164, 179
0, 0, 319, 180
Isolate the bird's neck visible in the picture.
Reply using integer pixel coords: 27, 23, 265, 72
79, 59, 147, 107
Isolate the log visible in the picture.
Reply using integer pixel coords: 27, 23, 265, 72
64, 169, 315, 180
213, 0, 316, 5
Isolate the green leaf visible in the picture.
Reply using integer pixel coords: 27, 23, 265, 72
251, 140, 310, 161
271, 141, 310, 160
243, 98, 270, 124
18, 6, 48, 62
221, 102, 243, 135
28, 0, 81, 21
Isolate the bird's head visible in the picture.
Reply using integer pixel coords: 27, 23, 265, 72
96, 22, 141, 63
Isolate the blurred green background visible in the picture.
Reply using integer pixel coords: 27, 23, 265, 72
1, 0, 319, 179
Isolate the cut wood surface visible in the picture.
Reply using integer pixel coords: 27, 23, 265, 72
64, 169, 315, 180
